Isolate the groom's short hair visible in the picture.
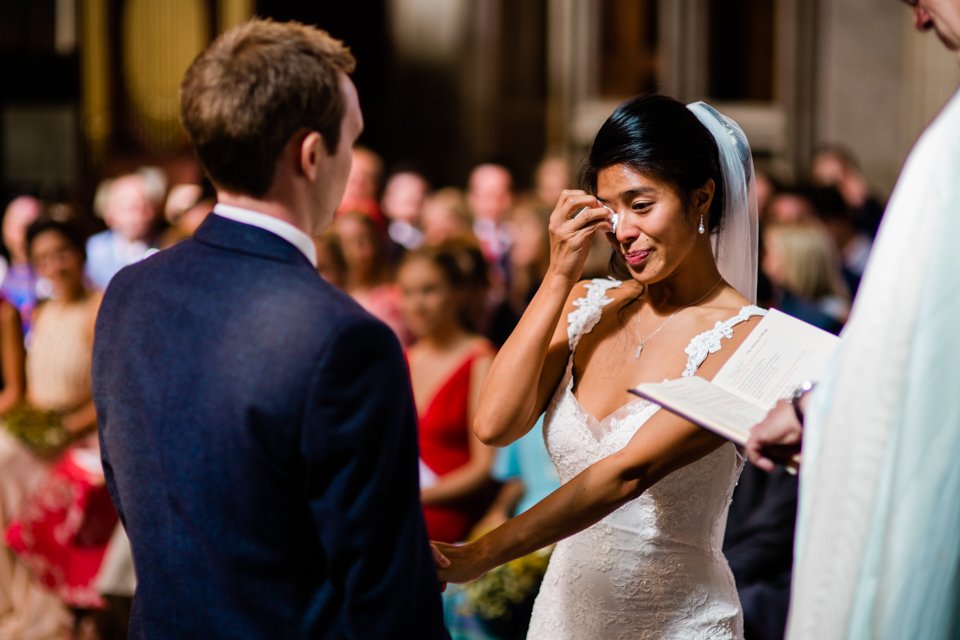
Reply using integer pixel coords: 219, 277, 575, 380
180, 19, 356, 198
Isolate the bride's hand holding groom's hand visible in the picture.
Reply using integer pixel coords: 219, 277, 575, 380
428, 543, 451, 591
430, 540, 491, 585
546, 190, 613, 286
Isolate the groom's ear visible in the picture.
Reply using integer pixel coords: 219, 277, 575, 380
298, 131, 324, 182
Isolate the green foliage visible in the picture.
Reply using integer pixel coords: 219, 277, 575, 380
460, 547, 552, 621
2, 405, 70, 458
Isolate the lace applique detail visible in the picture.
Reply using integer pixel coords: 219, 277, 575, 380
566, 277, 621, 351
681, 305, 766, 378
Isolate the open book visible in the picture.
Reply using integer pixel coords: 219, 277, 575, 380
630, 309, 840, 468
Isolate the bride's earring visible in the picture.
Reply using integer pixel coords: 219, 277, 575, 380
698, 212, 706, 235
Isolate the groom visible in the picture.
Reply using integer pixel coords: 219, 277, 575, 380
92, 19, 447, 638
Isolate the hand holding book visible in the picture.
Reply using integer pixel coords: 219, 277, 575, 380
744, 398, 804, 473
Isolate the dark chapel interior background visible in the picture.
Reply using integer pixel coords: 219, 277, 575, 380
1, 0, 959, 227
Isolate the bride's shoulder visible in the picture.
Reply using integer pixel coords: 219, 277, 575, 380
571, 276, 625, 295
561, 278, 638, 346
680, 295, 766, 376
568, 277, 643, 304
563, 277, 631, 313
691, 292, 766, 337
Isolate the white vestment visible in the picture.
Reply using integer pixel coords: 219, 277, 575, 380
787, 88, 960, 639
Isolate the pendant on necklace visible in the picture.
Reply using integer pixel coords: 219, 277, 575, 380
634, 343, 644, 359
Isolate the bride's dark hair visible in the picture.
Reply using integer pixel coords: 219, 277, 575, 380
581, 94, 724, 279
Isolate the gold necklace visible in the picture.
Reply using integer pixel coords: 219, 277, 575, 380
634, 276, 724, 359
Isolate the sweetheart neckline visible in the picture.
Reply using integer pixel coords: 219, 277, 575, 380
564, 385, 657, 429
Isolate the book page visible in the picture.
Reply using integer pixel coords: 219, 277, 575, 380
631, 377, 769, 445
628, 311, 838, 467
711, 309, 840, 409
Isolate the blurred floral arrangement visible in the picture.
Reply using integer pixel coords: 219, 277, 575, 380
2, 405, 70, 457
459, 545, 553, 622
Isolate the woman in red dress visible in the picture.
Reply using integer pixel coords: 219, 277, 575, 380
398, 241, 498, 543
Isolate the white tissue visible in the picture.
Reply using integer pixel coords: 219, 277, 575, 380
602, 204, 619, 233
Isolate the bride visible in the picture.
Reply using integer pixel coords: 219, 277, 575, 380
434, 95, 762, 638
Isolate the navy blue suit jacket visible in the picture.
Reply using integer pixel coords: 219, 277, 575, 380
93, 214, 448, 638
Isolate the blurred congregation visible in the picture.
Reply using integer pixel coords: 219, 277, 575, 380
0, 1, 958, 639
0, 136, 887, 640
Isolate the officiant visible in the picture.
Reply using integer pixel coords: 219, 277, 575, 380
747, 2, 960, 638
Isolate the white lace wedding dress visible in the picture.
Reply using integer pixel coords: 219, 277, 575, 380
526, 278, 765, 640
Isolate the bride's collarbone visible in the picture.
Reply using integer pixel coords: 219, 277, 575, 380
573, 333, 684, 387
570, 328, 680, 417
571, 302, 739, 407
581, 298, 729, 361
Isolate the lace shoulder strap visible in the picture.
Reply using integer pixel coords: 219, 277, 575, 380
566, 277, 621, 352
681, 305, 766, 377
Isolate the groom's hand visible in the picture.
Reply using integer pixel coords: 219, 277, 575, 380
746, 399, 803, 473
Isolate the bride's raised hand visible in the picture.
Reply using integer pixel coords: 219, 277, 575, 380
547, 190, 613, 285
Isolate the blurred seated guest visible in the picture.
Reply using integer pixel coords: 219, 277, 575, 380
765, 186, 817, 225
0, 299, 23, 417
753, 168, 778, 223
723, 462, 798, 640
312, 230, 347, 288
1, 219, 113, 638
441, 239, 491, 338
469, 163, 515, 331
0, 196, 42, 336
762, 221, 850, 334
487, 197, 551, 346
382, 168, 430, 252
86, 170, 163, 289
533, 154, 573, 207
811, 144, 885, 237
136, 165, 169, 214
335, 200, 409, 344
342, 145, 383, 203
22, 220, 104, 437
421, 188, 475, 247
0, 301, 31, 637
398, 244, 498, 544
158, 179, 216, 248
468, 163, 514, 268
808, 186, 872, 296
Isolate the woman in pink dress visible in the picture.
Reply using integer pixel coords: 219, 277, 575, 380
335, 199, 411, 345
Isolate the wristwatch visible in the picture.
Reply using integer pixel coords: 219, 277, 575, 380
790, 380, 817, 425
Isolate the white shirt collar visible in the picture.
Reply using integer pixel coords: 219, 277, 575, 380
212, 203, 317, 267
